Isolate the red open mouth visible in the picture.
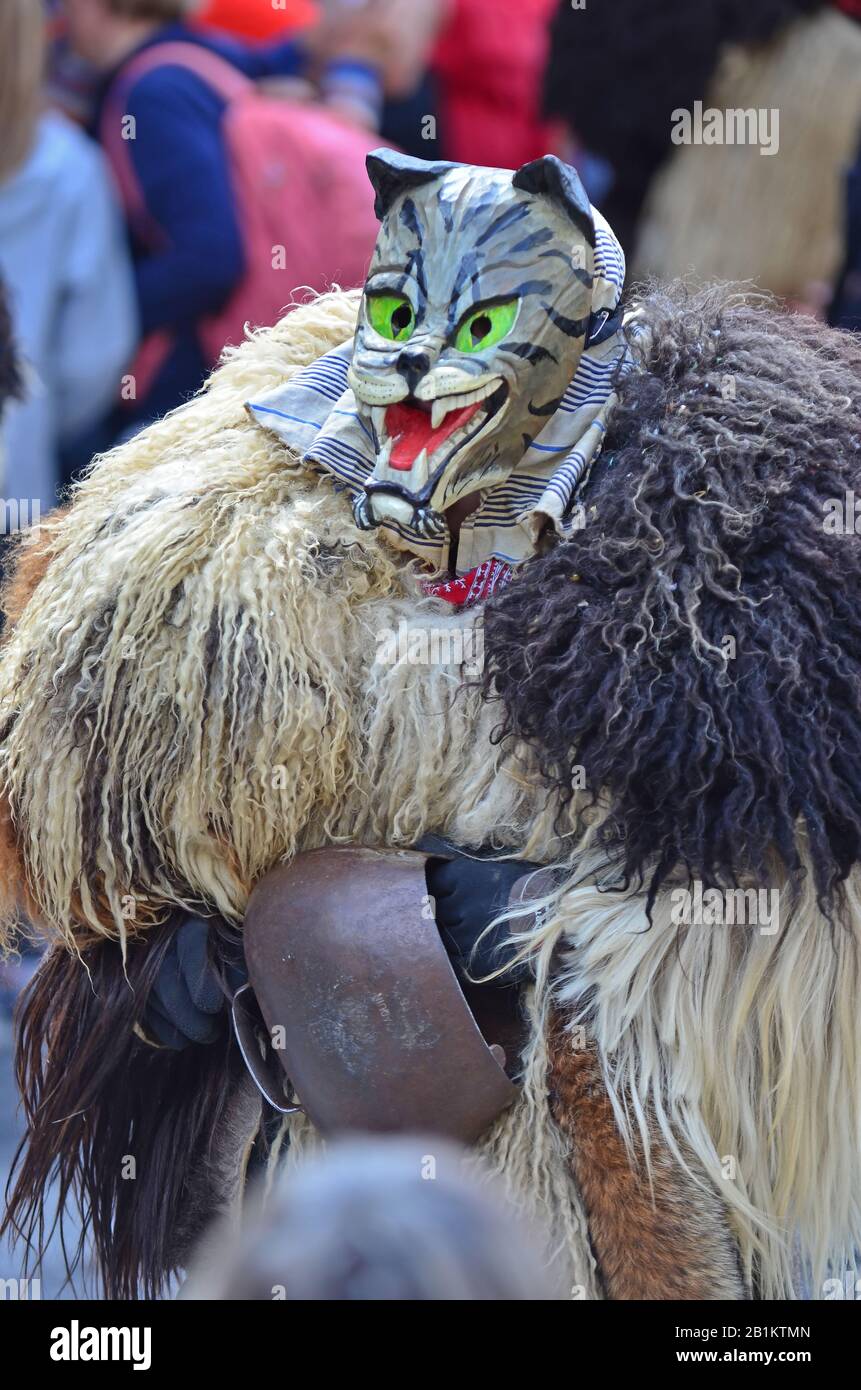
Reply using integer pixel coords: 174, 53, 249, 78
384, 401, 482, 471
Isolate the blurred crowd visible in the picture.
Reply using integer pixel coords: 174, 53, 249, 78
0, 0, 859, 527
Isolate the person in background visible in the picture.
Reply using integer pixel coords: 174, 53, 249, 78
544, 0, 740, 255
61, 0, 390, 429
244, 0, 449, 160
207, 1, 449, 160
0, 0, 137, 518
431, 0, 558, 169
544, 0, 861, 314
183, 1136, 560, 1300
368, 0, 448, 159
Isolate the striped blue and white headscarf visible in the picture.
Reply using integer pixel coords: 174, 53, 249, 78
248, 208, 629, 576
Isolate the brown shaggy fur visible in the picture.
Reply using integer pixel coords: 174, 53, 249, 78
547, 1013, 746, 1300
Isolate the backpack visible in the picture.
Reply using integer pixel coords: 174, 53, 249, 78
102, 41, 381, 370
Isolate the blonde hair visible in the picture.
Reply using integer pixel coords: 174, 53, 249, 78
0, 0, 45, 183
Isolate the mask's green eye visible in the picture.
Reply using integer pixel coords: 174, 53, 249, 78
454, 299, 518, 354
366, 293, 415, 342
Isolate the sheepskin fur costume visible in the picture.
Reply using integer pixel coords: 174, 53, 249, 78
2, 284, 861, 1300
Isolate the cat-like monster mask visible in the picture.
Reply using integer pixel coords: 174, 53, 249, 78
349, 150, 599, 536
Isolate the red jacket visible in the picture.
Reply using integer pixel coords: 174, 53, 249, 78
433, 0, 559, 168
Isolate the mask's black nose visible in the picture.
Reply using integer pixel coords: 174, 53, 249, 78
396, 346, 431, 395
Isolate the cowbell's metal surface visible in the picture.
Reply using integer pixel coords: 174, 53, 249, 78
241, 847, 519, 1143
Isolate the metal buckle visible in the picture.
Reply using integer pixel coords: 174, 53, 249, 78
231, 982, 304, 1115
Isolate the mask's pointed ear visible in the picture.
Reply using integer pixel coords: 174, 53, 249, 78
366, 149, 461, 221
512, 156, 595, 247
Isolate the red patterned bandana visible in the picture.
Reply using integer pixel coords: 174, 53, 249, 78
422, 558, 513, 608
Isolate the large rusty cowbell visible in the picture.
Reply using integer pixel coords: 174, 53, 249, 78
233, 847, 519, 1144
